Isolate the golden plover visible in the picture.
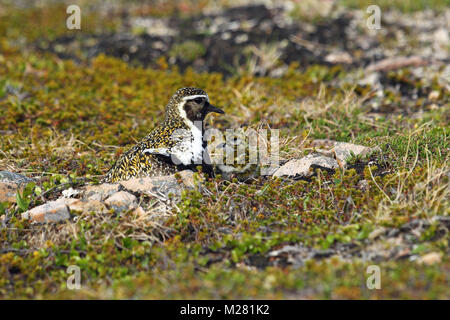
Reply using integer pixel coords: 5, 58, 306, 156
104, 87, 224, 183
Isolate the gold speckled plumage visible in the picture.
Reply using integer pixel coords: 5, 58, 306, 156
104, 88, 223, 183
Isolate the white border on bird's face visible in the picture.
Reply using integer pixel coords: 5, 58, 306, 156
182, 94, 210, 102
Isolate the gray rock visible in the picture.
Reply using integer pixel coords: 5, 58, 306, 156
0, 171, 34, 185
0, 171, 34, 203
312, 140, 376, 168
333, 141, 373, 166
272, 154, 338, 178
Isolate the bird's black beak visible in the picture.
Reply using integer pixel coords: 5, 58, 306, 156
205, 103, 225, 114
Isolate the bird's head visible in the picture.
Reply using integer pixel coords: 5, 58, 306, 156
165, 87, 224, 123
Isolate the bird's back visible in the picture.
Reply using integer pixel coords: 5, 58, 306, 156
104, 118, 187, 183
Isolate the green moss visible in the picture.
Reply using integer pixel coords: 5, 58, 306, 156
169, 41, 206, 62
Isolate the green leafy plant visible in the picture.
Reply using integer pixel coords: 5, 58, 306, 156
15, 182, 36, 213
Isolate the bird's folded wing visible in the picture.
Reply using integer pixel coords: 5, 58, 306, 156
141, 147, 187, 166
142, 148, 171, 156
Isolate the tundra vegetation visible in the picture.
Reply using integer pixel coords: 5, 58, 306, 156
0, 0, 448, 299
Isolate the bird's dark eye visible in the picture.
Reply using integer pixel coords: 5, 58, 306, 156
194, 98, 203, 104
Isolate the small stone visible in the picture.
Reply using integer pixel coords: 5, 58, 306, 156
22, 198, 70, 223
417, 252, 442, 265
428, 90, 440, 101
104, 191, 137, 213
333, 142, 373, 167
325, 51, 353, 64
272, 154, 338, 178
62, 187, 80, 198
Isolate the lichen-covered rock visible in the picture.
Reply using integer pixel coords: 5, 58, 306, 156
21, 196, 110, 223
21, 198, 71, 223
272, 154, 338, 178
43, 170, 195, 217
0, 171, 34, 203
0, 171, 34, 185
104, 191, 138, 213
